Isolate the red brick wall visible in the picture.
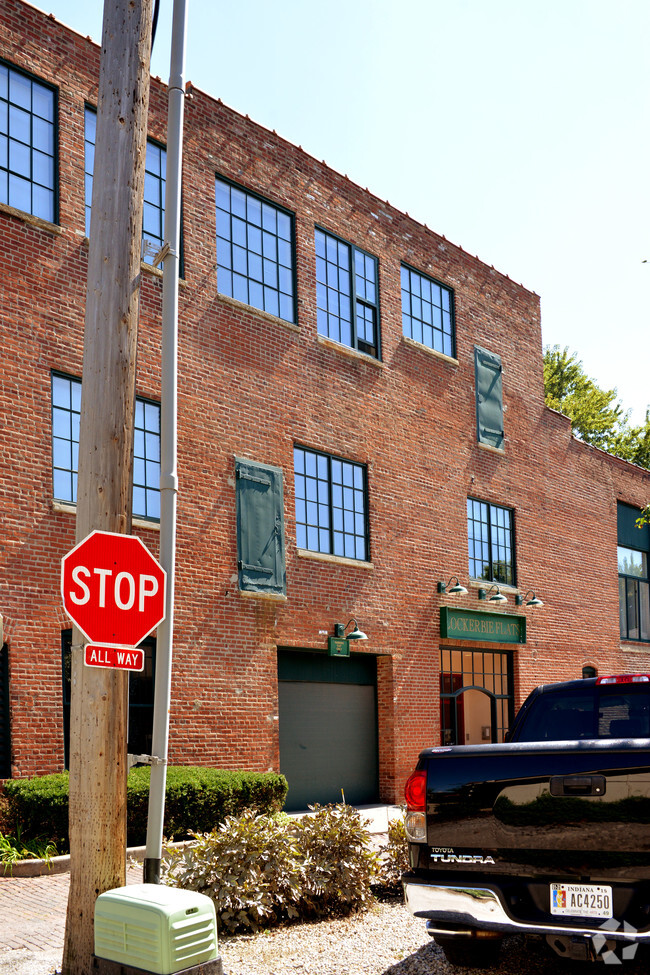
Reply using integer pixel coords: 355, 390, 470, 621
1, 0, 649, 797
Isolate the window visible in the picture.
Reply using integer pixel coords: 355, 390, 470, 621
618, 548, 649, 641
235, 458, 286, 597
133, 398, 161, 521
467, 498, 515, 585
62, 630, 155, 768
294, 446, 368, 561
617, 503, 650, 642
215, 176, 295, 323
401, 264, 454, 357
51, 373, 160, 521
474, 346, 504, 449
513, 681, 650, 742
315, 228, 379, 357
85, 107, 166, 264
0, 61, 56, 222
440, 647, 513, 745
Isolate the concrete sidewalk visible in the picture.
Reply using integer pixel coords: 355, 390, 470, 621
0, 805, 401, 974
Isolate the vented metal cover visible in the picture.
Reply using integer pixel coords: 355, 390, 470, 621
94, 883, 217, 975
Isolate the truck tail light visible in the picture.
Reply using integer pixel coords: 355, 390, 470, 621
404, 768, 427, 843
597, 674, 650, 684
404, 768, 426, 810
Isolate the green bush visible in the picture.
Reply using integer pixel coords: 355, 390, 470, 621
1, 767, 288, 853
2, 773, 69, 851
376, 813, 409, 891
127, 767, 288, 846
292, 803, 380, 917
162, 803, 381, 933
163, 809, 307, 932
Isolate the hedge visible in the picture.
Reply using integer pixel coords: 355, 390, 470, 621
1, 767, 288, 853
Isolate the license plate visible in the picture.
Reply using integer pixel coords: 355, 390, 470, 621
550, 883, 613, 919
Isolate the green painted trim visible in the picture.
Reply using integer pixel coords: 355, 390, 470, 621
440, 606, 526, 644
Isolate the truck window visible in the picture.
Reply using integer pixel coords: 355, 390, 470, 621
514, 684, 650, 742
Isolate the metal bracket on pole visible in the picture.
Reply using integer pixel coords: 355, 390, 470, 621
127, 753, 167, 771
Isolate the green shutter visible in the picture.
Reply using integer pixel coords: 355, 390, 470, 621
475, 346, 504, 449
618, 502, 650, 551
236, 458, 286, 596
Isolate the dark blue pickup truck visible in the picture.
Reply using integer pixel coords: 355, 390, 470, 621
402, 674, 650, 966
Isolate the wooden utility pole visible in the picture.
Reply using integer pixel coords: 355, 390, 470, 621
62, 2, 153, 972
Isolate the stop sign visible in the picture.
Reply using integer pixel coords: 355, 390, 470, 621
61, 530, 166, 647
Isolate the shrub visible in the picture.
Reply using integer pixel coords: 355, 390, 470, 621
292, 803, 380, 916
163, 809, 307, 932
376, 812, 408, 891
126, 767, 288, 846
162, 803, 381, 933
2, 773, 69, 851
1, 767, 288, 853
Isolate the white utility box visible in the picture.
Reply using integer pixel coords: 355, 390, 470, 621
94, 883, 218, 975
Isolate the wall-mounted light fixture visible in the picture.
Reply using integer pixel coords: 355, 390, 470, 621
478, 585, 508, 604
515, 590, 544, 608
334, 619, 368, 641
437, 576, 468, 596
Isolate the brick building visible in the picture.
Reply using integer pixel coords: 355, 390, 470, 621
1, 0, 649, 807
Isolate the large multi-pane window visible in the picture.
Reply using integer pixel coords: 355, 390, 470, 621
51, 373, 160, 521
618, 547, 649, 642
294, 446, 368, 561
467, 498, 515, 585
315, 228, 379, 358
617, 502, 650, 643
133, 398, 161, 520
401, 264, 454, 358
0, 61, 56, 222
215, 177, 295, 323
84, 107, 166, 264
440, 647, 514, 745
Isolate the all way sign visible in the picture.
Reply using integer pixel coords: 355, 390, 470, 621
85, 645, 145, 671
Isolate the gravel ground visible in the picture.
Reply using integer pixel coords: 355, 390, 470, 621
217, 897, 649, 975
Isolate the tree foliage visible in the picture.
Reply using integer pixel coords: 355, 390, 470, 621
543, 346, 650, 471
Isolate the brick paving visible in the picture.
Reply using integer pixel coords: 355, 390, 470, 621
0, 864, 142, 952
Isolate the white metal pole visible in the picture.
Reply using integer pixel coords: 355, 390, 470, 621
143, 0, 188, 884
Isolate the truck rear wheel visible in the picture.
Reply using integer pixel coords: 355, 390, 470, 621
434, 935, 502, 968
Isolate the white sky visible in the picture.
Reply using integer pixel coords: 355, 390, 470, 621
37, 0, 649, 423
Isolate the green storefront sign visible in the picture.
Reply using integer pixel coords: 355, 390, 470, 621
440, 607, 526, 644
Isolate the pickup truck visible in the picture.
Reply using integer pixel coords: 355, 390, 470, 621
402, 674, 650, 967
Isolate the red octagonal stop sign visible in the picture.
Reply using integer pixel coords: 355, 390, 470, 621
61, 530, 166, 647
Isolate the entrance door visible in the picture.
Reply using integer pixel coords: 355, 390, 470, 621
440, 647, 513, 745
278, 649, 379, 811
0, 643, 10, 777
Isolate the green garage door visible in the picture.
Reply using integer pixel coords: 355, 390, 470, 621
278, 649, 379, 811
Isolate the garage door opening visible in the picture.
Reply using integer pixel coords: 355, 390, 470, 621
278, 649, 379, 811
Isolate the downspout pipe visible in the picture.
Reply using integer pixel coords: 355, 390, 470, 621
143, 0, 188, 885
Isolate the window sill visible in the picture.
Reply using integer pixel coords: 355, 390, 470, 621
620, 640, 650, 649
317, 334, 384, 368
296, 548, 374, 570
0, 202, 61, 235
51, 500, 160, 532
468, 579, 519, 595
239, 589, 288, 603
401, 335, 458, 366
477, 441, 505, 456
217, 292, 300, 333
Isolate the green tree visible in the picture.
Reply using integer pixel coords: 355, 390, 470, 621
543, 346, 650, 470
